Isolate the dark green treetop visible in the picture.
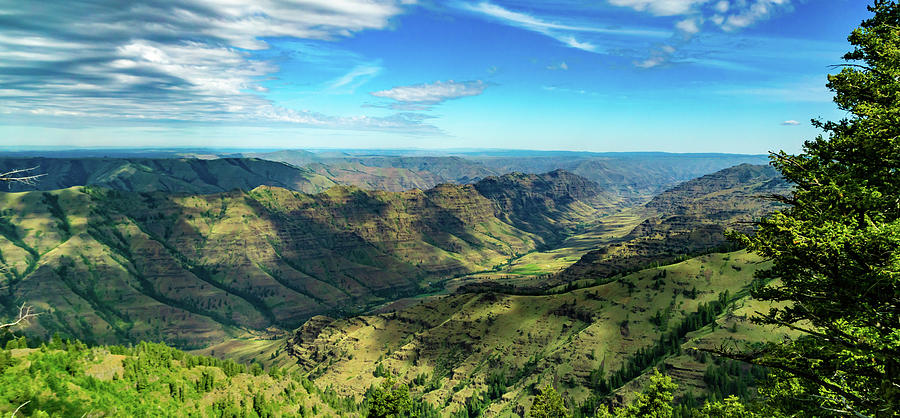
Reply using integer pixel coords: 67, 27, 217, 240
729, 1, 900, 416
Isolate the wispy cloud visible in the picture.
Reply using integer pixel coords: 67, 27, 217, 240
370, 80, 490, 110
717, 78, 832, 103
542, 85, 593, 95
605, 0, 794, 68
608, 0, 711, 16
718, 0, 793, 31
547, 62, 569, 71
0, 0, 428, 132
782, 120, 801, 126
458, 1, 668, 53
328, 64, 383, 92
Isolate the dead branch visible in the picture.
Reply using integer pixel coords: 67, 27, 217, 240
0, 303, 38, 331
0, 166, 47, 187
10, 400, 29, 417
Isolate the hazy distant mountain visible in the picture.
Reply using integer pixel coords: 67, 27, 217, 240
467, 153, 771, 198
248, 150, 497, 192
1, 149, 771, 200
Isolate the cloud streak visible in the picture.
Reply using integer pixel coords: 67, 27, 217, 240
370, 80, 490, 110
0, 0, 430, 132
608, 0, 711, 16
458, 1, 668, 53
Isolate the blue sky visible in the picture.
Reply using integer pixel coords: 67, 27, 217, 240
0, 0, 870, 153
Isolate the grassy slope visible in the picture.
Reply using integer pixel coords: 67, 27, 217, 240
0, 172, 605, 348
280, 250, 787, 416
558, 164, 790, 284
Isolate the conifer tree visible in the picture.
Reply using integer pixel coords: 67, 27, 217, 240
727, 1, 900, 415
530, 386, 569, 418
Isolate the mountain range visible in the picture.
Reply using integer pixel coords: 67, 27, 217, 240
0, 151, 793, 416
0, 169, 604, 347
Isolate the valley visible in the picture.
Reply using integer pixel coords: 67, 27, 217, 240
0, 151, 794, 416
0, 166, 617, 347
1, 1, 891, 416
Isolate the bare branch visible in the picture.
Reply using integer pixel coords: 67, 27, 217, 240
0, 303, 38, 330
11, 400, 29, 417
0, 166, 47, 188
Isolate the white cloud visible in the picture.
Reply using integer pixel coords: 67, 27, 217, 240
635, 56, 668, 68
606, 0, 792, 29
675, 18, 702, 34
459, 1, 667, 53
714, 0, 730, 13
560, 36, 599, 52
782, 120, 801, 126
719, 0, 793, 31
542, 85, 591, 95
328, 64, 383, 91
605, 0, 793, 68
370, 80, 489, 109
0, 0, 425, 132
607, 0, 711, 16
547, 62, 569, 71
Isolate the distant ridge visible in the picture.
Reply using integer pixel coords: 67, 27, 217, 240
559, 164, 790, 281
0, 157, 336, 194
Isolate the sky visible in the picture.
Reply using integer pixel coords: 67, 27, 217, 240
0, 0, 872, 154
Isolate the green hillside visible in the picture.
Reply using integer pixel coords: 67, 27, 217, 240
278, 250, 789, 416
0, 171, 606, 348
558, 164, 790, 283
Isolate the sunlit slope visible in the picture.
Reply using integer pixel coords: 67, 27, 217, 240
281, 250, 784, 416
0, 171, 607, 348
559, 164, 790, 282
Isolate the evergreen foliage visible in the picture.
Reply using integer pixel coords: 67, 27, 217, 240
726, 1, 900, 415
0, 339, 359, 417
609, 369, 677, 418
581, 292, 731, 415
364, 377, 412, 418
530, 386, 569, 418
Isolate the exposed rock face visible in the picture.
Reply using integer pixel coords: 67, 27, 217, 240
560, 164, 791, 282
474, 170, 605, 242
644, 164, 789, 224
0, 170, 604, 347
